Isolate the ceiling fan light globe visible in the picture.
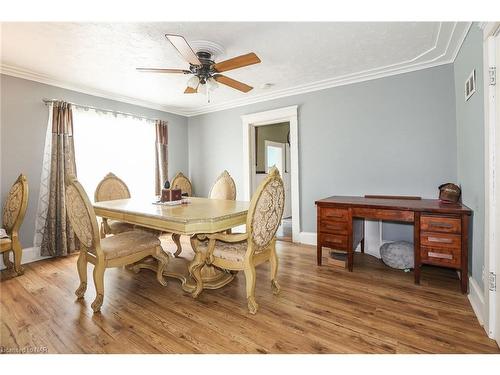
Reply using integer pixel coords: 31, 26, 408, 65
207, 77, 219, 91
198, 83, 207, 95
187, 75, 200, 89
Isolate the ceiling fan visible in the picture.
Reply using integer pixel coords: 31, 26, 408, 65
137, 34, 261, 97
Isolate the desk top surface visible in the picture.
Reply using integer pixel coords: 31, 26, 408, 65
315, 196, 472, 215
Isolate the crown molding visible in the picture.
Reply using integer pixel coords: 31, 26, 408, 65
1, 22, 472, 118
450, 22, 472, 61
0, 64, 191, 117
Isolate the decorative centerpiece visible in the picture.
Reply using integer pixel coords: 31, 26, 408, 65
160, 180, 182, 203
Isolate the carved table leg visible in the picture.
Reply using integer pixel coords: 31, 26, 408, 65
188, 235, 205, 298
172, 233, 182, 257
128, 233, 236, 295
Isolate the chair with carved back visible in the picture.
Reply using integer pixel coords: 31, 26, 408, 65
209, 170, 236, 201
198, 166, 284, 314
210, 169, 237, 236
171, 172, 192, 197
94, 172, 135, 238
66, 176, 169, 313
1, 174, 29, 276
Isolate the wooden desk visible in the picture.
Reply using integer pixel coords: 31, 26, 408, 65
315, 196, 472, 293
93, 197, 249, 297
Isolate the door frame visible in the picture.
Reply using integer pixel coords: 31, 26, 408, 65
482, 22, 500, 342
241, 105, 300, 242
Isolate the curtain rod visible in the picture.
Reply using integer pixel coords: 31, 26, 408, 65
42, 98, 163, 123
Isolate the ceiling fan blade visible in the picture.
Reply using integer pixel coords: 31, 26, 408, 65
184, 86, 198, 94
136, 68, 190, 74
213, 74, 253, 93
165, 34, 201, 66
213, 52, 261, 73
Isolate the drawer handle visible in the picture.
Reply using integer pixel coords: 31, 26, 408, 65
429, 222, 453, 229
427, 236, 453, 244
428, 251, 453, 260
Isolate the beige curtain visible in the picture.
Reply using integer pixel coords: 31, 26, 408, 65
40, 101, 78, 256
155, 120, 168, 195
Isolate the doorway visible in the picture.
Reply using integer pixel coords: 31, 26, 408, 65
241, 106, 300, 243
251, 123, 291, 241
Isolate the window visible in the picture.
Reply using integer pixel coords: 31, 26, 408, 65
72, 107, 156, 200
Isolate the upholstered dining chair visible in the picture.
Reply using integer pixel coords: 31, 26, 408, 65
94, 172, 134, 238
209, 170, 236, 200
198, 166, 285, 314
171, 172, 192, 197
1, 174, 29, 276
65, 176, 169, 313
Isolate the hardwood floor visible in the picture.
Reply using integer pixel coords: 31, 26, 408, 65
1, 239, 498, 354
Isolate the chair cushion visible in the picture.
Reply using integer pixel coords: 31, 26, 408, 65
198, 240, 248, 262
99, 230, 161, 259
107, 220, 134, 235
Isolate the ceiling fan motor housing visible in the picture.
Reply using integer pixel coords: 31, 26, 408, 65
190, 51, 216, 83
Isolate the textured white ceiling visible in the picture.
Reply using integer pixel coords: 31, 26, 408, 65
0, 22, 470, 116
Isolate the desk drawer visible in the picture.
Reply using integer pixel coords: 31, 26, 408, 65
320, 220, 348, 235
320, 208, 348, 222
420, 232, 461, 250
420, 246, 461, 268
321, 233, 348, 250
351, 207, 414, 222
421, 215, 461, 234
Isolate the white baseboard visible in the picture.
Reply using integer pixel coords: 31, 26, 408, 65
298, 231, 316, 245
0, 246, 51, 270
468, 276, 485, 326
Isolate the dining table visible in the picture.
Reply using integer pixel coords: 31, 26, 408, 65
93, 196, 249, 297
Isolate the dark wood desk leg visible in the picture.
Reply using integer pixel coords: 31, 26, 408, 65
347, 208, 354, 272
317, 209, 322, 266
317, 239, 322, 266
461, 214, 469, 294
360, 220, 365, 253
414, 212, 421, 285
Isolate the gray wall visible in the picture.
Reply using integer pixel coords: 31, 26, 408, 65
188, 64, 458, 234
453, 24, 485, 290
0, 74, 189, 248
